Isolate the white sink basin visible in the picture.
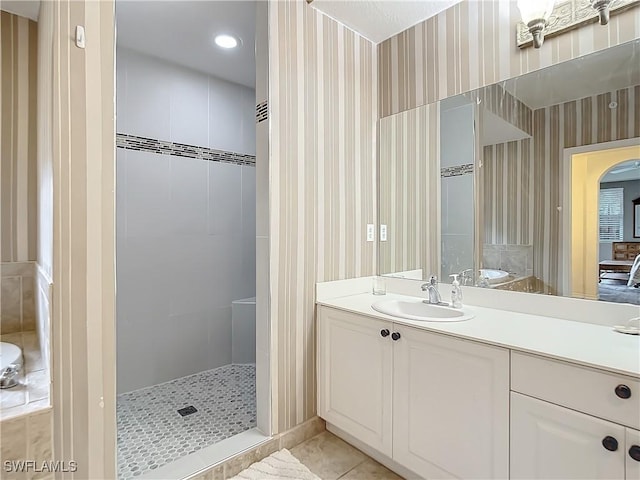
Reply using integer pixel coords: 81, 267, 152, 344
371, 299, 475, 322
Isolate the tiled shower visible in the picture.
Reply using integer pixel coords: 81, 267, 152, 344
115, 47, 257, 478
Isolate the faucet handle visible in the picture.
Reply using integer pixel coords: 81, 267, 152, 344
459, 269, 474, 286
429, 275, 438, 286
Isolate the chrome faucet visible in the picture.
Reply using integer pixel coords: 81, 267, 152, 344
421, 275, 448, 305
0, 364, 20, 389
459, 269, 474, 286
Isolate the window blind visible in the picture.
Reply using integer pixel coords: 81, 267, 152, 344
599, 188, 624, 241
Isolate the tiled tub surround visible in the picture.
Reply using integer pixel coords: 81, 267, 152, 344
482, 244, 534, 278
117, 364, 256, 479
0, 408, 53, 478
1, 262, 36, 334
0, 331, 50, 420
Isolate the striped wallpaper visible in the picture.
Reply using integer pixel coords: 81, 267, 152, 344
41, 1, 117, 476
378, 0, 640, 118
378, 103, 440, 276
269, 0, 377, 432
0, 11, 38, 262
483, 84, 640, 294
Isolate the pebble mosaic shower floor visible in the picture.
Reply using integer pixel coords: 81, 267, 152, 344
117, 364, 256, 479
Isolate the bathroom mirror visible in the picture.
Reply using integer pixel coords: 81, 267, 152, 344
378, 39, 640, 303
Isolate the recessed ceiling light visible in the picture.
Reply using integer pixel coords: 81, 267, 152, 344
214, 34, 239, 49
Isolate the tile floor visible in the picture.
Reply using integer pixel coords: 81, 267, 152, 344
0, 330, 50, 421
290, 431, 404, 480
117, 364, 256, 479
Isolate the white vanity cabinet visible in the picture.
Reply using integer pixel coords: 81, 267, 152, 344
626, 429, 640, 479
317, 306, 510, 479
315, 280, 640, 480
511, 392, 627, 479
392, 324, 509, 479
317, 307, 393, 456
511, 352, 640, 480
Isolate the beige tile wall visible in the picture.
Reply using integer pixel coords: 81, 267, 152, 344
0, 408, 53, 480
268, 0, 377, 432
378, 0, 640, 118
0, 11, 38, 263
1, 262, 36, 334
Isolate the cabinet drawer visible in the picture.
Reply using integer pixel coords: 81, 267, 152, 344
511, 352, 640, 429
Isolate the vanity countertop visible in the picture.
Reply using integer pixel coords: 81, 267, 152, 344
317, 292, 640, 379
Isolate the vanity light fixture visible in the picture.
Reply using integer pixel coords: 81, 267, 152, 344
591, 0, 612, 24
516, 0, 640, 49
214, 34, 239, 49
517, 0, 556, 48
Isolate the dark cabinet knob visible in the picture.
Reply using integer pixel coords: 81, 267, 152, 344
630, 445, 640, 462
602, 436, 619, 452
615, 384, 632, 399
391, 332, 401, 341
380, 329, 390, 338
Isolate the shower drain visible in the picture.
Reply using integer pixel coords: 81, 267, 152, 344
177, 405, 198, 417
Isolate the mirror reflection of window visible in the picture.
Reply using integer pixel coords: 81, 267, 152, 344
599, 188, 624, 242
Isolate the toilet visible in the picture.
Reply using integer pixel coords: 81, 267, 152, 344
0, 342, 23, 388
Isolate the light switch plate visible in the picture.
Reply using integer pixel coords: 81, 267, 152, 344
380, 224, 387, 241
366, 224, 375, 242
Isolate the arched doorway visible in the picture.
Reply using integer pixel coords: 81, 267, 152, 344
567, 143, 640, 302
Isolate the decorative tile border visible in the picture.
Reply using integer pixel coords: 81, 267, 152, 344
441, 163, 474, 177
116, 134, 256, 166
256, 101, 268, 123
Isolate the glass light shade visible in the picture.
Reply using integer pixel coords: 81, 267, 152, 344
517, 0, 555, 23
214, 34, 239, 49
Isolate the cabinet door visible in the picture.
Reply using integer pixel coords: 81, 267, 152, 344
627, 428, 640, 480
317, 307, 393, 456
511, 392, 625, 480
392, 325, 509, 479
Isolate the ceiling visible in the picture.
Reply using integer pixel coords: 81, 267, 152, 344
310, 0, 462, 44
503, 40, 640, 109
116, 1, 256, 88
601, 160, 640, 183
479, 108, 530, 147
442, 95, 531, 146
1, 1, 40, 21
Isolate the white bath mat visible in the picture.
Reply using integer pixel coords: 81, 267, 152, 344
229, 448, 321, 480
